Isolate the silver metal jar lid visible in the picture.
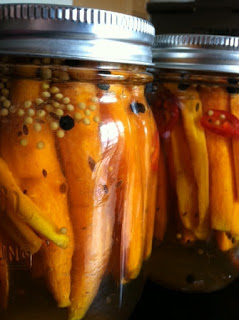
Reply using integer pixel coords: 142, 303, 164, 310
152, 34, 239, 74
0, 3, 155, 65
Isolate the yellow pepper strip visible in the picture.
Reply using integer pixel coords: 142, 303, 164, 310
0, 235, 9, 310
0, 207, 42, 255
154, 140, 168, 242
0, 157, 69, 249
130, 85, 159, 261
199, 86, 235, 231
168, 84, 210, 240
121, 89, 145, 280
57, 83, 114, 320
230, 93, 239, 200
229, 94, 239, 237
170, 112, 199, 232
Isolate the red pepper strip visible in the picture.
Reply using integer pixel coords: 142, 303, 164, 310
200, 109, 239, 139
153, 92, 180, 137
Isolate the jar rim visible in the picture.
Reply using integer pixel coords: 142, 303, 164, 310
0, 3, 155, 66
152, 34, 239, 74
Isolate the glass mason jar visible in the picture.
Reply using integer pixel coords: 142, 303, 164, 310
0, 4, 158, 320
147, 34, 239, 293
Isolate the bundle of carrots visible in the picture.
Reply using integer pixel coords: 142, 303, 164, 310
0, 73, 159, 319
153, 82, 239, 252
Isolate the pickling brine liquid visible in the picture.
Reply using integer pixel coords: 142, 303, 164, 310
147, 76, 239, 293
0, 57, 159, 319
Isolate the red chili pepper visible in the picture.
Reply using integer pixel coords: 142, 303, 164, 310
200, 109, 239, 139
152, 88, 180, 137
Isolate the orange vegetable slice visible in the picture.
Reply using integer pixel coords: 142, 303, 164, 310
170, 111, 199, 232
130, 85, 159, 261
57, 82, 114, 320
165, 83, 210, 240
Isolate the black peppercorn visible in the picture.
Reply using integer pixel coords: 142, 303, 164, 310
130, 101, 146, 114
60, 115, 75, 131
226, 87, 239, 94
178, 83, 190, 91
97, 83, 110, 91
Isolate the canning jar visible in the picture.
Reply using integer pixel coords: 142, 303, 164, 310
0, 4, 158, 320
147, 34, 239, 293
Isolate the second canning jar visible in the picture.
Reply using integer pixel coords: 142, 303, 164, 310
147, 34, 239, 293
0, 3, 158, 320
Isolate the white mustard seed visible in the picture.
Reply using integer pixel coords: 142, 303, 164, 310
91, 97, 98, 103
78, 102, 86, 110
35, 98, 44, 106
66, 104, 74, 112
60, 227, 67, 234
55, 109, 64, 117
83, 118, 91, 126
62, 97, 70, 104
85, 109, 91, 116
89, 105, 96, 111
20, 138, 28, 146
37, 141, 45, 149
55, 93, 63, 100
37, 109, 46, 118
53, 101, 60, 108
42, 91, 51, 98
28, 108, 35, 116
24, 116, 33, 125
24, 101, 32, 108
9, 106, 17, 113
214, 120, 220, 126
56, 129, 65, 138
50, 121, 59, 130
93, 116, 100, 123
17, 108, 25, 116
50, 86, 60, 94
74, 112, 82, 121
220, 114, 226, 120
42, 83, 50, 90
34, 123, 42, 132
0, 96, 6, 102
3, 100, 11, 108
208, 110, 214, 116
0, 108, 9, 116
